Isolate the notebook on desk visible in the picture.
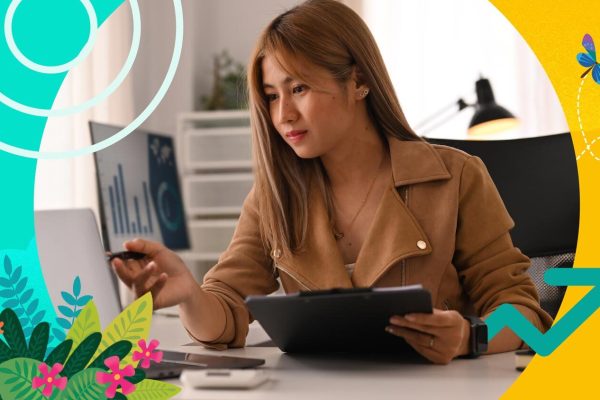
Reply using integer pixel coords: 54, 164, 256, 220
35, 209, 264, 378
246, 286, 432, 353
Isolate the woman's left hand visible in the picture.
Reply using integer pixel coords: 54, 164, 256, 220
386, 308, 471, 364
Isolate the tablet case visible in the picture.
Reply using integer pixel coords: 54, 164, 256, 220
246, 285, 432, 353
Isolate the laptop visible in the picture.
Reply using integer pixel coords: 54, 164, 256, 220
35, 209, 264, 378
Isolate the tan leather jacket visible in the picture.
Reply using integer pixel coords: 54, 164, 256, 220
199, 138, 553, 348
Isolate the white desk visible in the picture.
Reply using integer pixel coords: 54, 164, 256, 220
151, 315, 520, 400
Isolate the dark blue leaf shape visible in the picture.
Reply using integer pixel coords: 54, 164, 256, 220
52, 328, 66, 342
75, 295, 92, 307
57, 317, 71, 330
0, 277, 11, 287
3, 255, 12, 276
31, 310, 45, 325
0, 289, 14, 297
11, 307, 24, 317
58, 305, 75, 318
20, 288, 33, 303
73, 276, 81, 297
15, 277, 27, 293
3, 299, 19, 309
61, 291, 77, 306
9, 266, 22, 285
27, 299, 39, 315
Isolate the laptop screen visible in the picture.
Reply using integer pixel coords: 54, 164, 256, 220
90, 122, 190, 252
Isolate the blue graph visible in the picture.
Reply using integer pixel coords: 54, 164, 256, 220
107, 164, 154, 236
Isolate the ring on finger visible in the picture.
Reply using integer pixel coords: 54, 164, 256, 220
428, 335, 435, 349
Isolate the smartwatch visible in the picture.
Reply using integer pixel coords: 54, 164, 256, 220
463, 315, 488, 357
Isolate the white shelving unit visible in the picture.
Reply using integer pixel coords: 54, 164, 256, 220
176, 111, 252, 280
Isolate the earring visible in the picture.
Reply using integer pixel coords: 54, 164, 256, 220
361, 88, 370, 98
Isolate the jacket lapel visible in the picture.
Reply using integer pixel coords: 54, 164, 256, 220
277, 139, 453, 290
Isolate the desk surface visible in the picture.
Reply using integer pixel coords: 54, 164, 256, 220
151, 315, 521, 400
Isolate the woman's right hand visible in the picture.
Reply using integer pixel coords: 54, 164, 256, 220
109, 238, 198, 309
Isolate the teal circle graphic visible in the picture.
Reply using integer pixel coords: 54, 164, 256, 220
0, 0, 141, 117
0, 0, 184, 160
5, 0, 98, 74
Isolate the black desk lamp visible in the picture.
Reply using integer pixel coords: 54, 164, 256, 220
415, 77, 519, 136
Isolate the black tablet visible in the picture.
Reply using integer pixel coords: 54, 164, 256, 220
246, 285, 432, 353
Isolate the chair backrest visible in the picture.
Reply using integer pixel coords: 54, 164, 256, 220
427, 133, 579, 318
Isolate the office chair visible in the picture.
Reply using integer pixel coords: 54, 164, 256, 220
427, 133, 580, 318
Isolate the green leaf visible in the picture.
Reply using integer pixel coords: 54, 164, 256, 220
0, 308, 27, 358
113, 392, 128, 400
62, 333, 101, 378
126, 379, 181, 400
0, 358, 45, 400
94, 292, 153, 367
53, 368, 108, 400
0, 340, 12, 363
66, 301, 101, 359
28, 323, 49, 361
88, 341, 132, 370
44, 339, 73, 366
61, 291, 77, 306
124, 367, 146, 385
73, 277, 81, 298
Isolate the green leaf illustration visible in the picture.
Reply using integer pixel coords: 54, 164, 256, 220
73, 277, 81, 298
88, 340, 132, 370
52, 368, 108, 400
113, 392, 127, 400
94, 292, 153, 367
0, 357, 45, 400
0, 308, 27, 358
61, 291, 77, 306
124, 367, 146, 385
0, 340, 12, 364
62, 333, 101, 378
66, 301, 101, 358
27, 322, 49, 361
44, 340, 73, 366
126, 379, 181, 400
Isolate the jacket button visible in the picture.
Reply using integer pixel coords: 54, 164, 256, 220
271, 248, 282, 259
417, 240, 427, 250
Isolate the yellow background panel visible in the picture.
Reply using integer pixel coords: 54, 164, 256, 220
491, 0, 600, 397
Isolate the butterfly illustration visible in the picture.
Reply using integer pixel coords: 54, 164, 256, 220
577, 33, 600, 83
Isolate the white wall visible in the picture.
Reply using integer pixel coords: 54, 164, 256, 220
131, 0, 300, 136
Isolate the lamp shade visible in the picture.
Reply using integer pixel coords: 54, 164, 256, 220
468, 78, 518, 135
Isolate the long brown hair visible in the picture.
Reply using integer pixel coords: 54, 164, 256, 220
247, 0, 421, 257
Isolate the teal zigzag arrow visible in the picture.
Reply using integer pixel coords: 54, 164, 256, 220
486, 268, 600, 356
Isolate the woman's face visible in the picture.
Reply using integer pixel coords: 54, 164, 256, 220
262, 54, 362, 159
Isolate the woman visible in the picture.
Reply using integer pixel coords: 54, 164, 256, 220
112, 0, 552, 364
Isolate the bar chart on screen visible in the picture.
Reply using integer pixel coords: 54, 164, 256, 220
91, 122, 190, 252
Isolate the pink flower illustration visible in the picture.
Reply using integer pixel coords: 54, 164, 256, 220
96, 356, 136, 398
132, 339, 163, 368
31, 363, 67, 397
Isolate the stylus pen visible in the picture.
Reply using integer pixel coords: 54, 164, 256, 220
107, 251, 146, 262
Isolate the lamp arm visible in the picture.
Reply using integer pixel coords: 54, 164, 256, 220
414, 98, 472, 136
